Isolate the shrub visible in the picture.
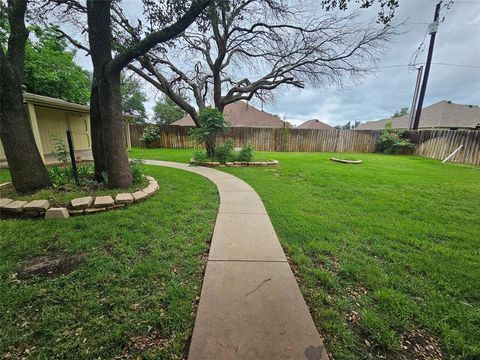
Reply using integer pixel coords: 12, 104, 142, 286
47, 166, 71, 186
129, 159, 145, 184
192, 150, 209, 163
238, 143, 254, 162
188, 107, 227, 157
214, 139, 235, 164
377, 122, 416, 154
51, 135, 69, 164
140, 125, 160, 146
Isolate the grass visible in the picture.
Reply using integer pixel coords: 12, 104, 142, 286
0, 165, 218, 359
132, 147, 480, 359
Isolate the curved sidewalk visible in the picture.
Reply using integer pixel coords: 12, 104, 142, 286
145, 160, 328, 360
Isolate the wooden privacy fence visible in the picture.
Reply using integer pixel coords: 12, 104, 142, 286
129, 124, 480, 165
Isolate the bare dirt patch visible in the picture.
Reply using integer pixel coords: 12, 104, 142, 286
117, 330, 170, 359
15, 252, 87, 280
399, 329, 443, 360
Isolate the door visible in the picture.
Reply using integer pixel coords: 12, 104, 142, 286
66, 113, 90, 150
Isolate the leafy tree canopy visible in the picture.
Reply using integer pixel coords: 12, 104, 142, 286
335, 121, 360, 129
153, 96, 186, 125
23, 26, 92, 105
121, 74, 148, 123
392, 107, 409, 118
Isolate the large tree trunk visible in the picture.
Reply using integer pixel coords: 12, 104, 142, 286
87, 0, 132, 188
0, 0, 51, 192
90, 78, 107, 182
97, 71, 132, 187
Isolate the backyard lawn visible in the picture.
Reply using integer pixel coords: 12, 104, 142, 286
0, 165, 218, 359
130, 148, 480, 360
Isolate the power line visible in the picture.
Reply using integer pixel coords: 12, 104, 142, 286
375, 63, 480, 69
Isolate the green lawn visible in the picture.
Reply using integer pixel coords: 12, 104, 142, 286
0, 165, 218, 359
132, 148, 480, 359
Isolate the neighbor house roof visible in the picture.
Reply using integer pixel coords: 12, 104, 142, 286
356, 101, 480, 130
171, 101, 288, 128
297, 119, 332, 129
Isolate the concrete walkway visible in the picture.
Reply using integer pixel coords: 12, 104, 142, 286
145, 160, 328, 360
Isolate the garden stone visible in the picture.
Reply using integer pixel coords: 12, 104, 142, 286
45, 208, 70, 219
94, 196, 114, 208
115, 193, 134, 204
0, 182, 10, 189
143, 185, 157, 196
4, 200, 27, 213
0, 198, 14, 209
24, 200, 50, 213
85, 207, 106, 214
106, 204, 125, 210
68, 209, 84, 216
132, 190, 149, 202
71, 196, 94, 210
145, 176, 155, 182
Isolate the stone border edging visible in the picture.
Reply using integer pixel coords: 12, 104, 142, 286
190, 159, 279, 167
0, 176, 159, 220
330, 157, 363, 164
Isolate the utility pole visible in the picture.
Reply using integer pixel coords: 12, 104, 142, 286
412, 1, 442, 130
408, 66, 424, 130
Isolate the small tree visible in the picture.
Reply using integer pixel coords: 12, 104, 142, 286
392, 107, 409, 118
377, 122, 415, 154
188, 107, 227, 157
121, 73, 148, 123
153, 96, 185, 125
140, 125, 160, 148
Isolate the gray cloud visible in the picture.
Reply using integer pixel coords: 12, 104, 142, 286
261, 1, 480, 126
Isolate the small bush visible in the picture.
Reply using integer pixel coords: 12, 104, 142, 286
47, 166, 71, 186
129, 159, 145, 184
238, 143, 254, 162
140, 125, 160, 146
192, 150, 209, 163
51, 135, 69, 164
188, 107, 228, 156
214, 139, 235, 164
377, 122, 416, 154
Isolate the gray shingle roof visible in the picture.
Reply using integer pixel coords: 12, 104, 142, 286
356, 101, 480, 130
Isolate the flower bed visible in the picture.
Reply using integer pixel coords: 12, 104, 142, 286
0, 176, 159, 219
190, 159, 279, 167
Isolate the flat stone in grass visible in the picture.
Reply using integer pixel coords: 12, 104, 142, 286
0, 198, 14, 209
145, 176, 155, 182
94, 195, 114, 208
71, 196, 94, 210
4, 200, 28, 213
45, 207, 70, 219
24, 200, 50, 213
132, 190, 149, 202
115, 193, 134, 204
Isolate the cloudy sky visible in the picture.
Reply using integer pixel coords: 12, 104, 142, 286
73, 0, 480, 127
263, 0, 480, 126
